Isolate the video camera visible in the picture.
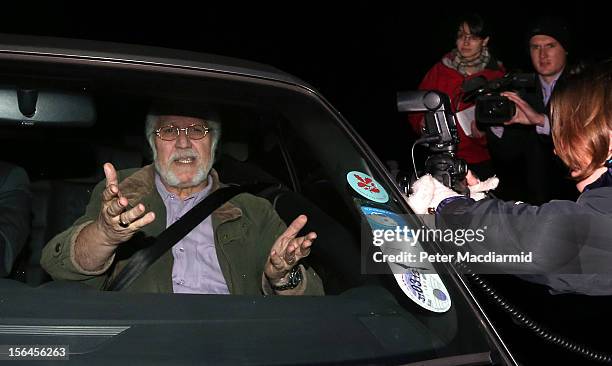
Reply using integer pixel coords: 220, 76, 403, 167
397, 90, 468, 193
462, 73, 536, 124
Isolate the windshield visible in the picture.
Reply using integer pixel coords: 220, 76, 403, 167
0, 53, 500, 364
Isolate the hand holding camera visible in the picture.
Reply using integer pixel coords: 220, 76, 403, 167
397, 90, 468, 193
397, 90, 500, 205
404, 172, 499, 214
500, 91, 547, 127
463, 73, 536, 125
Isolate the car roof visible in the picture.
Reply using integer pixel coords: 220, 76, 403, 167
0, 33, 314, 89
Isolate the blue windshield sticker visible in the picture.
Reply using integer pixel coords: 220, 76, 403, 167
347, 171, 389, 203
361, 206, 406, 231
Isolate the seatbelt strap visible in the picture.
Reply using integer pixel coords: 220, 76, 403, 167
104, 183, 271, 291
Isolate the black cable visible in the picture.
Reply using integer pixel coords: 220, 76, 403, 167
467, 271, 612, 364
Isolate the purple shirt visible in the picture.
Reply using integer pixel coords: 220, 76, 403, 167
155, 174, 230, 294
534, 72, 562, 136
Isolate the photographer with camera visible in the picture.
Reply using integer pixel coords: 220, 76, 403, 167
403, 61, 612, 364
485, 16, 578, 204
408, 13, 505, 180
407, 60, 612, 295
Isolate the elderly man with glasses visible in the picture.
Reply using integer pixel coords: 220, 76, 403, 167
41, 103, 324, 295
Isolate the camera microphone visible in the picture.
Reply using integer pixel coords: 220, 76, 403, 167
461, 76, 488, 103
510, 73, 536, 88
461, 76, 487, 93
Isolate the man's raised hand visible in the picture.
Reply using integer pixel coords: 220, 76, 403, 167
265, 215, 316, 284
95, 163, 155, 246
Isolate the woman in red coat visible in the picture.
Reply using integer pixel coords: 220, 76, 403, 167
409, 13, 505, 179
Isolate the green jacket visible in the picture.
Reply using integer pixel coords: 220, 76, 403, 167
41, 165, 323, 295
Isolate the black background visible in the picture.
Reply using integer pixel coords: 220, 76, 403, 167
1, 2, 610, 166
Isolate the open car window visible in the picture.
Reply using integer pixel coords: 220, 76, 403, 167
0, 47, 504, 365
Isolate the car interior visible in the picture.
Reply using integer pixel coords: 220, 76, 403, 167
0, 72, 368, 296
0, 55, 506, 364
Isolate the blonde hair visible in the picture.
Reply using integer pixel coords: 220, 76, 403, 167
551, 62, 612, 181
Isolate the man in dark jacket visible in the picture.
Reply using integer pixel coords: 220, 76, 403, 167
41, 105, 323, 295
486, 16, 577, 204
0, 162, 31, 277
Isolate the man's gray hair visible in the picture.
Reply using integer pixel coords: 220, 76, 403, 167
145, 113, 221, 161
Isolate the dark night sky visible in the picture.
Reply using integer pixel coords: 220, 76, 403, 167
1, 2, 610, 166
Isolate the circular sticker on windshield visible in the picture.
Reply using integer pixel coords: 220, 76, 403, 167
361, 206, 404, 230
347, 171, 389, 203
394, 270, 451, 313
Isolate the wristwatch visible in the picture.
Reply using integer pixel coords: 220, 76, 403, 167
270, 265, 303, 291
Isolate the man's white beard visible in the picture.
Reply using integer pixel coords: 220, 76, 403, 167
155, 148, 213, 188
